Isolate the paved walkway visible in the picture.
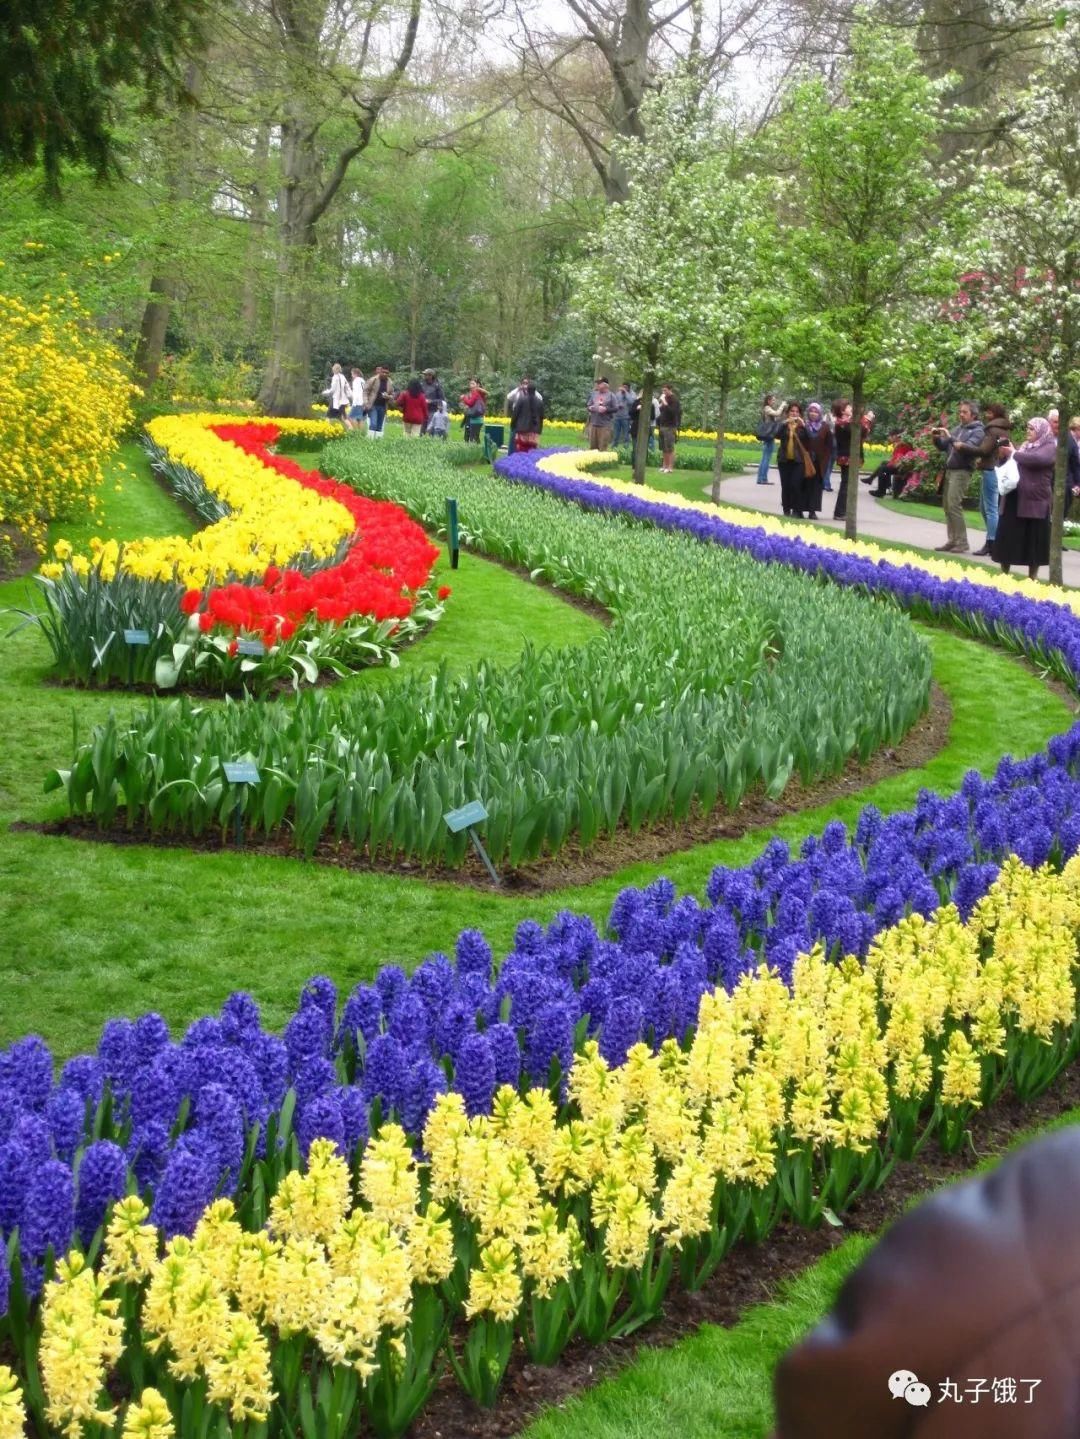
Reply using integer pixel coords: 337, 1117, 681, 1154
714, 463, 1080, 587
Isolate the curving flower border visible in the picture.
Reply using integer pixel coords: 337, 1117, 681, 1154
7, 437, 1080, 1429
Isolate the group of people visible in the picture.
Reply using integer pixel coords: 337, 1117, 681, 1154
757, 390, 1080, 580
930, 401, 1080, 577
585, 378, 682, 473
324, 363, 452, 439
758, 395, 876, 521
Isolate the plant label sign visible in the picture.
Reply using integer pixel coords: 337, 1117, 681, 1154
444, 800, 499, 886
123, 628, 151, 646
444, 799, 487, 833
223, 761, 260, 785
237, 639, 266, 657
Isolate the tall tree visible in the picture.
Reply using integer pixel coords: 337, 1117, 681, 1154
255, 0, 421, 417
514, 0, 778, 202
572, 77, 716, 482
667, 149, 776, 500
0, 0, 205, 196
773, 19, 971, 540
978, 8, 1080, 585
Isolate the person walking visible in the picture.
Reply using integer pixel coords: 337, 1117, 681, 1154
756, 392, 783, 485
821, 403, 839, 492
420, 370, 444, 435
612, 383, 634, 447
508, 376, 544, 452
393, 377, 429, 437
586, 377, 618, 449
326, 362, 350, 423
459, 379, 487, 442
345, 367, 367, 433
971, 403, 1010, 555
428, 401, 450, 439
992, 416, 1056, 579
1068, 416, 1080, 518
657, 384, 681, 474
364, 366, 391, 439
776, 402, 808, 517
930, 400, 984, 552
798, 402, 833, 520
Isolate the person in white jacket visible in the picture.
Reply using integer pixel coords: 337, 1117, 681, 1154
325, 363, 350, 423
345, 368, 366, 432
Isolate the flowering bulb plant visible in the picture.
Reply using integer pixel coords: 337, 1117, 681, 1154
13, 419, 444, 693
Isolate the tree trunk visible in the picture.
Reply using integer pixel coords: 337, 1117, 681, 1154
847, 369, 865, 541
133, 62, 201, 391
633, 368, 656, 485
1050, 422, 1070, 586
258, 110, 322, 416
240, 122, 271, 343
604, 0, 650, 203
711, 355, 731, 505
133, 276, 179, 389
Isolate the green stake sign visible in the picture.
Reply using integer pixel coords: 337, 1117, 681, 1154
446, 497, 460, 570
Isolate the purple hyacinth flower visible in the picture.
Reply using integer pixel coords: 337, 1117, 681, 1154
5, 1037, 53, 1111
74, 1140, 127, 1243
337, 984, 383, 1051
456, 929, 493, 980
151, 1135, 219, 1238
525, 1001, 574, 1087
220, 991, 262, 1044
486, 1023, 522, 1089
300, 976, 337, 1021
402, 1059, 446, 1136
134, 1013, 170, 1067
337, 1086, 368, 1154
194, 1083, 244, 1187
362, 1034, 408, 1113
127, 1121, 170, 1189
0, 1229, 8, 1319
297, 1093, 345, 1158
47, 1088, 86, 1163
59, 1056, 104, 1107
20, 1160, 75, 1298
0, 1140, 30, 1235
251, 1034, 289, 1111
284, 1005, 332, 1070
454, 1033, 496, 1118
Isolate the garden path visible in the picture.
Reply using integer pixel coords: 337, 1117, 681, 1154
717, 465, 1080, 586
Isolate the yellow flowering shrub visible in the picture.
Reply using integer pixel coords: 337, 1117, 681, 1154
0, 288, 134, 563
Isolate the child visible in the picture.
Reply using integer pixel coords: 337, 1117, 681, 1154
428, 401, 450, 440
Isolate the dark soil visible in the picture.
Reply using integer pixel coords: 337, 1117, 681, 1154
22, 682, 951, 891
407, 1063, 1080, 1438
0, 523, 45, 580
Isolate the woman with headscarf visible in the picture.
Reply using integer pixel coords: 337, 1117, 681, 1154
798, 402, 833, 520
776, 402, 809, 517
992, 416, 1056, 579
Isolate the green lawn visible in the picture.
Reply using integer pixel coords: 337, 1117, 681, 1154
0, 442, 1071, 1055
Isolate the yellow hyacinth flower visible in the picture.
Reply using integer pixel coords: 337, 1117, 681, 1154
121, 1388, 174, 1439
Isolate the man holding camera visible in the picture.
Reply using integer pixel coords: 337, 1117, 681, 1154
931, 401, 985, 553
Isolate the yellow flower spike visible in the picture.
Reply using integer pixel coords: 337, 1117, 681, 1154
0, 1366, 27, 1439
205, 1313, 274, 1423
520, 1205, 578, 1296
406, 1203, 456, 1285
661, 1147, 716, 1245
101, 1195, 159, 1285
465, 1237, 523, 1322
121, 1388, 175, 1439
358, 1124, 420, 1232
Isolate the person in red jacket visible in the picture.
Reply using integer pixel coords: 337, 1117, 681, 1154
393, 377, 429, 438
864, 430, 916, 498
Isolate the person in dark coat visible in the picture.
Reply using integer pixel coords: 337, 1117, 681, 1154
775, 402, 808, 517
832, 403, 874, 520
797, 402, 833, 519
508, 376, 544, 452
993, 416, 1056, 578
772, 1124, 1080, 1438
970, 403, 1012, 554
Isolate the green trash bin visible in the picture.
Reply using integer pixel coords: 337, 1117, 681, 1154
483, 424, 506, 462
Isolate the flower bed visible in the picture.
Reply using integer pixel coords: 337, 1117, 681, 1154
17, 419, 443, 693
8, 442, 1080, 1435
45, 442, 928, 862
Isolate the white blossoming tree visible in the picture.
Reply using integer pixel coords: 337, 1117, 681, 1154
666, 155, 777, 501
772, 21, 972, 540
977, 10, 1080, 584
573, 76, 774, 489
